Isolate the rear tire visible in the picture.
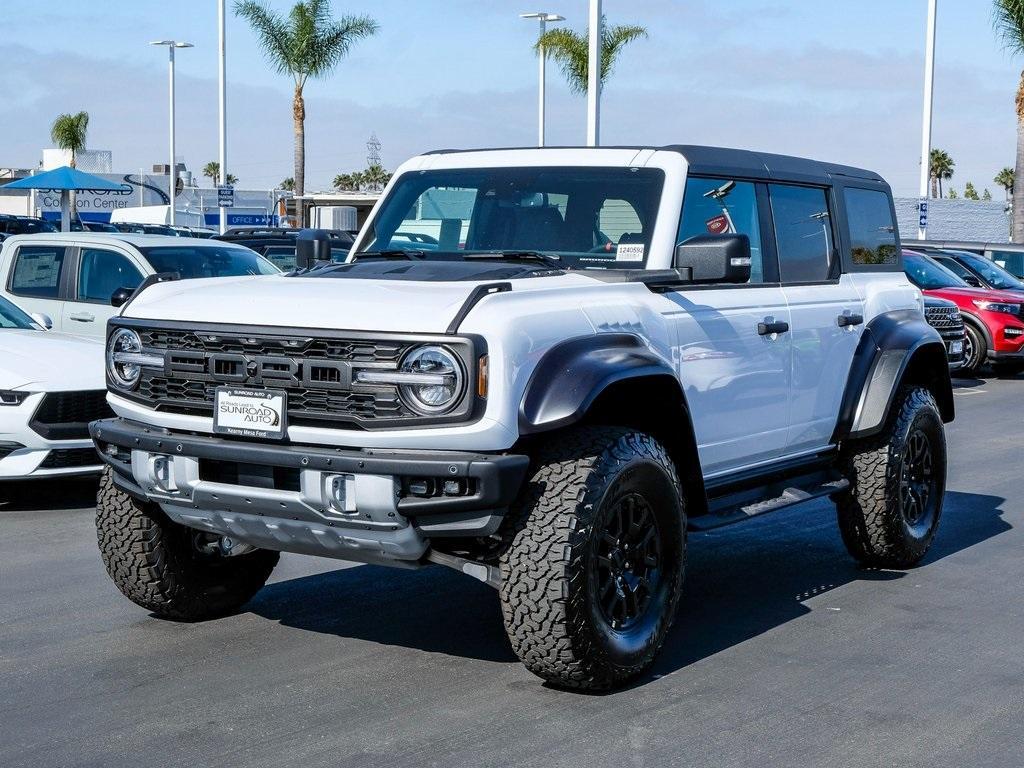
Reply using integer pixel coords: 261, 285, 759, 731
95, 469, 279, 621
499, 426, 686, 690
837, 388, 946, 568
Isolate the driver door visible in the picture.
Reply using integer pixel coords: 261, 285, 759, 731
62, 246, 145, 338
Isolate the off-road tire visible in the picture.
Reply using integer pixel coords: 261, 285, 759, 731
499, 426, 686, 690
837, 387, 946, 568
95, 469, 279, 621
961, 322, 986, 376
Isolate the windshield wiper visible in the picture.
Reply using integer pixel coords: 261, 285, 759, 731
462, 250, 563, 269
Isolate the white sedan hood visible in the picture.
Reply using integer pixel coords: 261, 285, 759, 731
123, 273, 591, 334
0, 330, 105, 391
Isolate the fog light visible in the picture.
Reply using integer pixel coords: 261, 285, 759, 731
408, 478, 436, 497
443, 479, 467, 496
1005, 327, 1024, 338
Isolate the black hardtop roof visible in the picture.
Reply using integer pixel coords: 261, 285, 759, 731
423, 144, 884, 185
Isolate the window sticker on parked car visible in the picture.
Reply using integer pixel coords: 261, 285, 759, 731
616, 243, 644, 262
706, 214, 730, 234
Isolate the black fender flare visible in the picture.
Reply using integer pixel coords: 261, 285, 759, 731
518, 334, 676, 434
833, 309, 954, 442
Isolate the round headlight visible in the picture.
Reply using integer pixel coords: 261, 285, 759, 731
398, 345, 464, 414
107, 328, 143, 389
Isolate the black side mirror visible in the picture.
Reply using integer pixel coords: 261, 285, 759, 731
110, 287, 134, 308
295, 228, 331, 270
674, 234, 752, 284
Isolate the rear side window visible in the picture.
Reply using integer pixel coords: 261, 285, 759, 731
845, 188, 898, 266
989, 250, 1024, 279
677, 177, 767, 283
769, 184, 834, 282
10, 245, 67, 298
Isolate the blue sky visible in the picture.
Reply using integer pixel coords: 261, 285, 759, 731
0, 0, 1019, 196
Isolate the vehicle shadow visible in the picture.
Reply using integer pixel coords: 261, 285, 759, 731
248, 490, 1010, 681
950, 376, 986, 389
0, 476, 98, 512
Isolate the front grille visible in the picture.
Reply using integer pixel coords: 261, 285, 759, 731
120, 324, 476, 429
924, 305, 964, 331
30, 391, 114, 440
39, 448, 101, 469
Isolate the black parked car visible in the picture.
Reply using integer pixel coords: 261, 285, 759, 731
215, 227, 354, 270
0, 214, 57, 235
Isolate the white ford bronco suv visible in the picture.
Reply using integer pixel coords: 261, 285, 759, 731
92, 146, 953, 690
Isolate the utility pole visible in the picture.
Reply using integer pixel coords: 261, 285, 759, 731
150, 40, 193, 226
521, 12, 565, 147
918, 0, 937, 240
218, 0, 228, 234
586, 0, 601, 146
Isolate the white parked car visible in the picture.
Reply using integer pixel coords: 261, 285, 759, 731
0, 296, 110, 478
0, 233, 279, 339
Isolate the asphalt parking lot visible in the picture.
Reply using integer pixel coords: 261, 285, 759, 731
2, 376, 1023, 768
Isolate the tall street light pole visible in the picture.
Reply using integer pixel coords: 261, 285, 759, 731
586, 0, 601, 147
151, 40, 193, 226
520, 12, 565, 147
218, 0, 228, 234
918, 0, 937, 240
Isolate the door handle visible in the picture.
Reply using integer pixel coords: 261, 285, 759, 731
837, 313, 864, 328
757, 320, 790, 336
68, 312, 95, 322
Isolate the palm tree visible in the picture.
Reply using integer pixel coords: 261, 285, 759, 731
280, 177, 295, 191
203, 162, 237, 186
535, 17, 647, 94
994, 0, 1024, 240
332, 172, 358, 191
50, 111, 89, 222
996, 166, 1015, 200
929, 149, 955, 198
234, 0, 378, 198
362, 163, 391, 192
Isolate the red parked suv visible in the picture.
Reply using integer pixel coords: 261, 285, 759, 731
904, 249, 1024, 375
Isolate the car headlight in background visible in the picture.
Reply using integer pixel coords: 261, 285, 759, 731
0, 390, 29, 406
106, 328, 162, 390
356, 344, 466, 415
972, 300, 1021, 315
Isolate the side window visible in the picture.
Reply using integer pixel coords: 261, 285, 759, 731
845, 188, 898, 266
677, 178, 766, 283
990, 250, 1024, 278
392, 185, 477, 250
77, 248, 144, 303
10, 245, 67, 298
769, 184, 834, 283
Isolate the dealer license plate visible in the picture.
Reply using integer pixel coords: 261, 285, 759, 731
213, 387, 287, 440
949, 340, 964, 355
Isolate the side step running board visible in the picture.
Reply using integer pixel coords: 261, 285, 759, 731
690, 473, 849, 531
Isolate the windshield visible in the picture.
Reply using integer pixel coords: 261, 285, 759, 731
359, 166, 665, 269
904, 253, 969, 290
949, 250, 1024, 291
0, 296, 38, 329
139, 245, 279, 278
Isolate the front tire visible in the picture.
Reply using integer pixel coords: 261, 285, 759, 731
960, 322, 986, 375
837, 388, 946, 568
499, 427, 686, 690
95, 469, 279, 621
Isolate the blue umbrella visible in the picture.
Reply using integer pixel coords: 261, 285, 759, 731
3, 166, 127, 231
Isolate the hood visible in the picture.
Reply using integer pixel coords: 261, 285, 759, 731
124, 269, 595, 333
0, 330, 105, 391
927, 286, 1024, 304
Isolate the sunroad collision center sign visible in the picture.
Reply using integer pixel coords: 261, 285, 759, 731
33, 173, 278, 224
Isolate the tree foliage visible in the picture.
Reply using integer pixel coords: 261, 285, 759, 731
333, 164, 391, 192
929, 149, 955, 198
995, 166, 1015, 196
964, 181, 980, 200
535, 18, 647, 95
49, 111, 89, 168
202, 161, 237, 186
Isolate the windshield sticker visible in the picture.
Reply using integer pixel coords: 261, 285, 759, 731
616, 243, 645, 262
706, 214, 730, 234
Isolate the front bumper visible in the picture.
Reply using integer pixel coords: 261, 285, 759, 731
0, 392, 103, 479
90, 418, 529, 565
